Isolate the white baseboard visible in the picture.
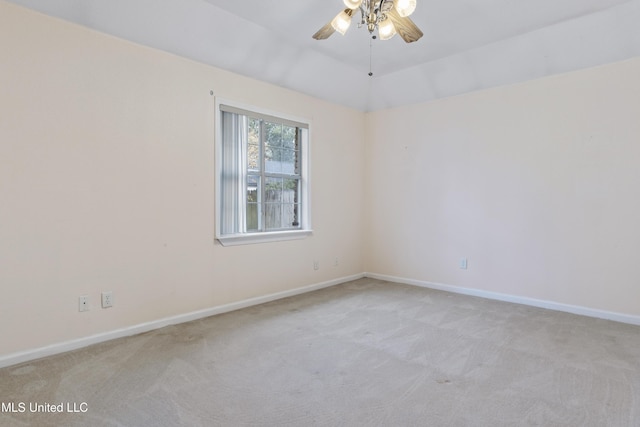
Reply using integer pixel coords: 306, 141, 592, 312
365, 272, 640, 326
0, 273, 365, 369
5, 271, 637, 369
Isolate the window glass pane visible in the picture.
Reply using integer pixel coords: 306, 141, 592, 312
284, 204, 300, 227
247, 118, 260, 171
282, 126, 297, 150
246, 203, 259, 231
265, 148, 283, 174
248, 118, 260, 144
265, 122, 283, 147
246, 175, 260, 231
284, 179, 300, 227
265, 177, 283, 202
248, 144, 259, 171
283, 178, 299, 201
247, 175, 259, 202
281, 149, 297, 175
265, 177, 282, 230
265, 204, 281, 230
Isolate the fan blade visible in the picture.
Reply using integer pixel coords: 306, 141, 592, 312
312, 20, 336, 40
379, 0, 394, 13
387, 8, 423, 43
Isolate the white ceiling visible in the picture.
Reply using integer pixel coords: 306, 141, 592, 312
7, 0, 640, 111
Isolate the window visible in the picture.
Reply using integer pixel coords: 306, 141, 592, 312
215, 102, 311, 246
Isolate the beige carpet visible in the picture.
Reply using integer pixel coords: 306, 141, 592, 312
1, 278, 639, 426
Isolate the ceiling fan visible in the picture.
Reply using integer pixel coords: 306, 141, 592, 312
313, 0, 423, 43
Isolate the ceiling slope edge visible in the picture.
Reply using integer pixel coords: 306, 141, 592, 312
367, 0, 640, 111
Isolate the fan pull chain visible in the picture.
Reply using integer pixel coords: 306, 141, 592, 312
368, 35, 375, 76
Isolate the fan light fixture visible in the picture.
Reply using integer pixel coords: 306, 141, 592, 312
331, 9, 353, 35
394, 0, 417, 17
313, 0, 423, 43
377, 17, 397, 40
343, 0, 364, 9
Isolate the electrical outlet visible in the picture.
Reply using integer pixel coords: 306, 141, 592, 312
334, 257, 339, 267
79, 295, 89, 312
313, 260, 319, 270
459, 257, 468, 270
101, 291, 113, 308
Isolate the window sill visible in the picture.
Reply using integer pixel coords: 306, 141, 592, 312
217, 230, 313, 247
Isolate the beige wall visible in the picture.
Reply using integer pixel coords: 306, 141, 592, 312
365, 57, 640, 316
0, 2, 365, 356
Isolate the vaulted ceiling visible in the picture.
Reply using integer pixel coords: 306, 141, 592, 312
7, 0, 640, 111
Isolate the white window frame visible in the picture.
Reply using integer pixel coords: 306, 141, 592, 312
215, 98, 312, 246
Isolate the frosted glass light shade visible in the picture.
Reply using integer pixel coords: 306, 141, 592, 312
331, 10, 352, 35
378, 17, 396, 40
395, 0, 416, 17
343, 0, 363, 9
